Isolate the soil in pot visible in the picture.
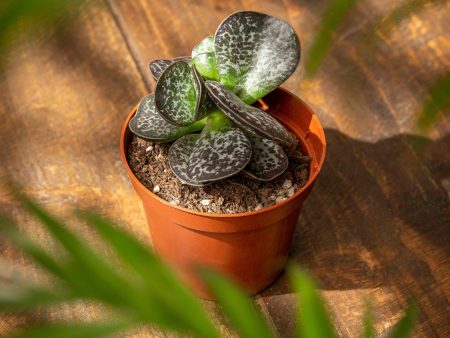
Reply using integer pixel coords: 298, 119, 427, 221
127, 135, 310, 214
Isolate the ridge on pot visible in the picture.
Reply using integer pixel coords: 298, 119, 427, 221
120, 88, 326, 298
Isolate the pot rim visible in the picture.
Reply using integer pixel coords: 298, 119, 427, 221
120, 87, 326, 218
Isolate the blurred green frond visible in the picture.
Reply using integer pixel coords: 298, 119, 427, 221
388, 302, 419, 338
373, 0, 445, 37
362, 300, 375, 338
288, 265, 337, 338
304, 0, 358, 77
0, 0, 90, 52
417, 72, 450, 131
199, 268, 275, 338
0, 192, 418, 337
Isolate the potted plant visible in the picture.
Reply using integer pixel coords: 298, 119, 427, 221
120, 11, 326, 298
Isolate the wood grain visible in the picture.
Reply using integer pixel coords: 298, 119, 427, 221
1, 0, 449, 337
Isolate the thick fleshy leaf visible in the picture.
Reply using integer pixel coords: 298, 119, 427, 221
187, 111, 252, 183
244, 136, 288, 181
168, 134, 209, 186
149, 56, 191, 81
192, 36, 219, 81
149, 59, 172, 81
192, 64, 216, 120
129, 95, 204, 142
214, 11, 300, 104
155, 61, 202, 126
205, 81, 294, 146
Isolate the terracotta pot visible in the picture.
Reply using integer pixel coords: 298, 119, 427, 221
120, 88, 326, 299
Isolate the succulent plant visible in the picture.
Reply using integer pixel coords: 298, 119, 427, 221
130, 11, 301, 186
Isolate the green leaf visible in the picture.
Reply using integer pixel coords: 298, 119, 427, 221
0, 285, 71, 311
168, 134, 209, 186
417, 72, 450, 131
187, 110, 252, 183
288, 265, 337, 338
388, 302, 419, 338
79, 212, 220, 338
155, 61, 203, 126
214, 11, 300, 104
14, 192, 189, 329
362, 300, 375, 338
304, 0, 358, 77
129, 94, 205, 142
244, 135, 288, 181
192, 36, 219, 81
199, 268, 275, 338
7, 321, 132, 338
205, 81, 294, 146
149, 56, 191, 81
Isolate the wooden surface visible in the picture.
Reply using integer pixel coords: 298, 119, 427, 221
1, 0, 449, 336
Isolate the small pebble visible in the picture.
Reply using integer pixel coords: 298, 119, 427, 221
282, 179, 292, 189
254, 203, 263, 211
287, 186, 296, 197
169, 200, 179, 205
275, 196, 286, 204
153, 185, 161, 193
200, 199, 211, 206
145, 145, 153, 152
268, 195, 276, 201
217, 197, 224, 206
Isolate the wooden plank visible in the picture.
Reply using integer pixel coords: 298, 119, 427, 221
108, 0, 450, 337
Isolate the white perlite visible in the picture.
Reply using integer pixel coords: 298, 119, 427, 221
254, 204, 264, 211
200, 199, 211, 206
146, 145, 153, 152
282, 179, 292, 189
153, 185, 161, 193
275, 196, 286, 204
287, 186, 296, 197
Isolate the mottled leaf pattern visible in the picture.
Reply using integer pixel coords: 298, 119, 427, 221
129, 95, 202, 142
168, 134, 208, 186
192, 64, 216, 120
205, 81, 294, 146
215, 11, 300, 104
149, 59, 172, 81
155, 61, 200, 126
188, 125, 252, 183
192, 36, 219, 81
149, 57, 192, 81
244, 136, 288, 181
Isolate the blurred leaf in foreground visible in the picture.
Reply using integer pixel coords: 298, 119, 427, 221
304, 0, 358, 77
362, 300, 375, 338
0, 0, 90, 53
0, 191, 418, 337
388, 302, 419, 338
417, 72, 450, 131
289, 265, 337, 338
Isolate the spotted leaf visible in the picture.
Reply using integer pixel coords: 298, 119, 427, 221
129, 95, 204, 142
149, 56, 191, 81
244, 136, 288, 181
205, 81, 294, 146
168, 134, 208, 186
187, 111, 252, 183
155, 61, 202, 126
214, 11, 300, 104
192, 36, 219, 81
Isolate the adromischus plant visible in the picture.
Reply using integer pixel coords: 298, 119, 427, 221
129, 11, 301, 186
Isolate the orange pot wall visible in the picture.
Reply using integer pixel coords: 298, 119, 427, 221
120, 88, 326, 299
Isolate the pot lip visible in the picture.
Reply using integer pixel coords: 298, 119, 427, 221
120, 87, 326, 218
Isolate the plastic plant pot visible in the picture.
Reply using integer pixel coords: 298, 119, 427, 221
120, 87, 326, 299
